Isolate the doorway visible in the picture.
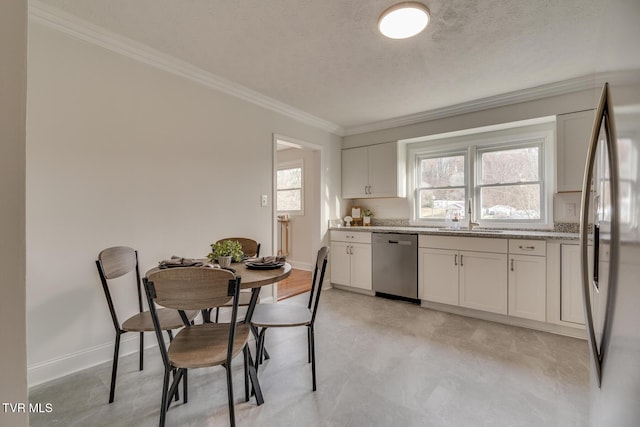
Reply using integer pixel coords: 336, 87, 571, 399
273, 135, 322, 301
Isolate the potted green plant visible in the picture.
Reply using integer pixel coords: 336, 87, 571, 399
208, 240, 244, 268
362, 209, 373, 227
362, 209, 373, 226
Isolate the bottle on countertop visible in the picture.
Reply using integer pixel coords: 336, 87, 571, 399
452, 212, 460, 229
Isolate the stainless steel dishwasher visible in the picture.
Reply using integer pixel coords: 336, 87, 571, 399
372, 233, 418, 302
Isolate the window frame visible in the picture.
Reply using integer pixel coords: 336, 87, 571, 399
276, 160, 304, 215
414, 150, 468, 221
408, 121, 555, 229
475, 139, 545, 225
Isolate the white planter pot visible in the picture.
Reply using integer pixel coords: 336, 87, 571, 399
218, 256, 232, 268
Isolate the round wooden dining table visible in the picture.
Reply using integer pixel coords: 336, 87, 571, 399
144, 261, 291, 405
145, 260, 291, 288
145, 260, 291, 321
232, 261, 292, 290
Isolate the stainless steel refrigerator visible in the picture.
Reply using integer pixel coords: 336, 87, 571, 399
580, 82, 640, 426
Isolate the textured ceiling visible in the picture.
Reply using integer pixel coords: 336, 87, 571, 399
34, 0, 640, 131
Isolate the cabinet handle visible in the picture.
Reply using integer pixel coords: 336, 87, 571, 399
454, 254, 457, 266
460, 254, 463, 267
510, 259, 514, 271
349, 245, 353, 255
346, 245, 350, 255
519, 245, 535, 250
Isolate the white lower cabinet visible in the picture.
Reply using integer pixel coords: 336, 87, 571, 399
349, 243, 372, 290
508, 254, 546, 321
419, 236, 508, 315
419, 248, 459, 305
459, 251, 508, 315
560, 244, 586, 324
330, 231, 372, 291
507, 239, 547, 322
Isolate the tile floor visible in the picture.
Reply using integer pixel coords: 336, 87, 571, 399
29, 288, 589, 426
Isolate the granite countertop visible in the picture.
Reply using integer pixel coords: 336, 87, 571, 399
329, 225, 580, 241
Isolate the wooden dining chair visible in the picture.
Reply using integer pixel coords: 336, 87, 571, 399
212, 237, 261, 322
215, 237, 261, 258
96, 246, 198, 403
251, 246, 329, 391
144, 267, 264, 427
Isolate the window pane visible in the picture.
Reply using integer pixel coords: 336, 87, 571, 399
277, 189, 301, 211
420, 155, 465, 187
419, 189, 466, 219
481, 147, 539, 185
480, 184, 540, 219
277, 168, 302, 190
618, 138, 633, 180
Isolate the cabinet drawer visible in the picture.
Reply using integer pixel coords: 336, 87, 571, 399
331, 230, 371, 244
509, 239, 546, 256
419, 235, 507, 253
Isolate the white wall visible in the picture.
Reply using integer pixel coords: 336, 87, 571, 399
343, 83, 640, 220
0, 1, 28, 426
277, 147, 320, 270
26, 22, 342, 386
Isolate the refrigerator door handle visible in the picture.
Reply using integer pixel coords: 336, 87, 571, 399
580, 82, 621, 388
593, 225, 600, 289
580, 85, 605, 388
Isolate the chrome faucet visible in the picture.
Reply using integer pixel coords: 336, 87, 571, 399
468, 199, 479, 230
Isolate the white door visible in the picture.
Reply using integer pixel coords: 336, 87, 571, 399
419, 248, 459, 305
349, 243, 372, 290
330, 241, 351, 286
508, 254, 546, 321
367, 142, 397, 197
459, 251, 508, 315
342, 146, 368, 198
561, 244, 587, 324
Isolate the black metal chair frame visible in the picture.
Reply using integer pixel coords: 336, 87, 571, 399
96, 248, 174, 404
144, 271, 264, 427
254, 246, 329, 391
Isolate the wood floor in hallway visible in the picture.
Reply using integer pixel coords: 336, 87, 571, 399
277, 268, 311, 301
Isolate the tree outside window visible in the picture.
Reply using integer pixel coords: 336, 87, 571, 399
411, 126, 552, 228
477, 144, 542, 221
417, 154, 466, 220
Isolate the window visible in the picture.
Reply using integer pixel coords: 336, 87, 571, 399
416, 153, 467, 220
277, 162, 303, 214
409, 121, 554, 228
477, 143, 542, 221
597, 137, 635, 227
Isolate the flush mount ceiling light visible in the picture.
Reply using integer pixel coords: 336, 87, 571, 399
378, 2, 430, 39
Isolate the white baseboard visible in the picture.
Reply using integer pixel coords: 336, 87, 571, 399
28, 332, 158, 388
28, 296, 276, 387
287, 260, 313, 271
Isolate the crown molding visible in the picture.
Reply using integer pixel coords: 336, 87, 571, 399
343, 70, 640, 136
28, 1, 345, 136
27, 2, 640, 140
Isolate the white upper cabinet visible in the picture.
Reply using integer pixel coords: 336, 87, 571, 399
342, 141, 406, 199
342, 148, 369, 198
556, 109, 596, 192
